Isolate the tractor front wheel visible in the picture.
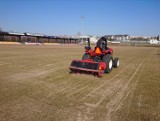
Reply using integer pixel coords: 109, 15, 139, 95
102, 54, 113, 73
82, 54, 90, 60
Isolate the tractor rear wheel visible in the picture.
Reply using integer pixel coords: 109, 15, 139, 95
113, 58, 119, 68
82, 54, 90, 60
102, 54, 113, 73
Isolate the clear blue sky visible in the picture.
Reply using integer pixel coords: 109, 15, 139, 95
0, 0, 160, 36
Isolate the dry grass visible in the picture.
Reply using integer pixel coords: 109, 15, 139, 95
0, 44, 160, 121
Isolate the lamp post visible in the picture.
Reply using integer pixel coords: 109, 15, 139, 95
81, 16, 84, 44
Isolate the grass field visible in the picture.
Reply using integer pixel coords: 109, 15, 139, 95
0, 44, 160, 121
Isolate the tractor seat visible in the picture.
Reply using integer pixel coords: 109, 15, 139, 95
85, 46, 91, 50
102, 42, 106, 50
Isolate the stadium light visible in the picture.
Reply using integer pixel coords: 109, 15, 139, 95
81, 16, 84, 43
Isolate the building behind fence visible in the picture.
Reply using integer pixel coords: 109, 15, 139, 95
0, 31, 80, 44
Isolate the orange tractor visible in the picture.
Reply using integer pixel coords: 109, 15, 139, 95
69, 37, 119, 77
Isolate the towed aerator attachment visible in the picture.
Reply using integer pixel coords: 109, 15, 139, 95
69, 60, 105, 77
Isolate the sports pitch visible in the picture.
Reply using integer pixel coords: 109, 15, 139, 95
0, 44, 159, 121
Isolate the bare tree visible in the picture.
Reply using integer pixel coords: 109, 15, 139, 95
157, 35, 159, 40
76, 31, 81, 36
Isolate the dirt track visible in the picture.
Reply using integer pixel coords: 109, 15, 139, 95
0, 45, 159, 121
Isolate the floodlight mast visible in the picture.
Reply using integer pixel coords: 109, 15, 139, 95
81, 16, 84, 44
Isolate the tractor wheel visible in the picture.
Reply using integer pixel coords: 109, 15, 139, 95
113, 58, 119, 68
82, 54, 90, 60
102, 54, 113, 73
